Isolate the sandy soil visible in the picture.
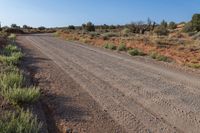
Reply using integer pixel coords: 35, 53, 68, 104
17, 34, 200, 133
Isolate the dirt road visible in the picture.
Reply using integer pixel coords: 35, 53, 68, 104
18, 34, 200, 133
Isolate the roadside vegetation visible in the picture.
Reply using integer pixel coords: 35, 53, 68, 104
128, 49, 145, 56
55, 14, 200, 68
0, 32, 42, 133
0, 110, 42, 133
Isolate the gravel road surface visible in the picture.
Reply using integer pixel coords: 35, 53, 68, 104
18, 34, 200, 133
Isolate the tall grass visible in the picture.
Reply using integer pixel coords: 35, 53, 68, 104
0, 41, 23, 65
2, 87, 40, 105
0, 72, 24, 90
0, 110, 42, 133
0, 38, 42, 132
0, 64, 19, 74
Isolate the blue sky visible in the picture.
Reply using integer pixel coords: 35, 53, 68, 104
0, 0, 199, 27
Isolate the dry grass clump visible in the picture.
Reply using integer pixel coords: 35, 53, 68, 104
0, 110, 42, 133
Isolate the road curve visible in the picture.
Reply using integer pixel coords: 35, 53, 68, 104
20, 34, 200, 133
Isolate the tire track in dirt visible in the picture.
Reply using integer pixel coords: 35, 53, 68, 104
26, 35, 178, 132
22, 34, 200, 133
26, 36, 148, 133
37, 36, 200, 131
38, 35, 200, 131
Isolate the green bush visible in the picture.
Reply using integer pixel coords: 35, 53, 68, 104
2, 87, 40, 105
117, 44, 127, 51
0, 110, 42, 133
128, 49, 145, 56
0, 72, 24, 90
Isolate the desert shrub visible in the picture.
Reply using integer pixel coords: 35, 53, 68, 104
121, 28, 132, 36
2, 87, 40, 105
168, 21, 177, 29
191, 14, 200, 32
103, 44, 117, 50
160, 20, 168, 28
108, 44, 117, 50
103, 44, 109, 49
150, 52, 158, 59
183, 22, 194, 33
38, 26, 46, 31
154, 26, 169, 36
22, 25, 28, 29
89, 32, 100, 37
82, 22, 95, 32
68, 25, 75, 30
0, 72, 24, 90
150, 52, 169, 62
11, 24, 19, 29
187, 63, 200, 69
0, 110, 42, 133
128, 49, 145, 56
156, 55, 168, 61
102, 32, 119, 38
117, 44, 127, 51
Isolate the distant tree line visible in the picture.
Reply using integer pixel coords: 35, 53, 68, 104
66, 18, 179, 36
